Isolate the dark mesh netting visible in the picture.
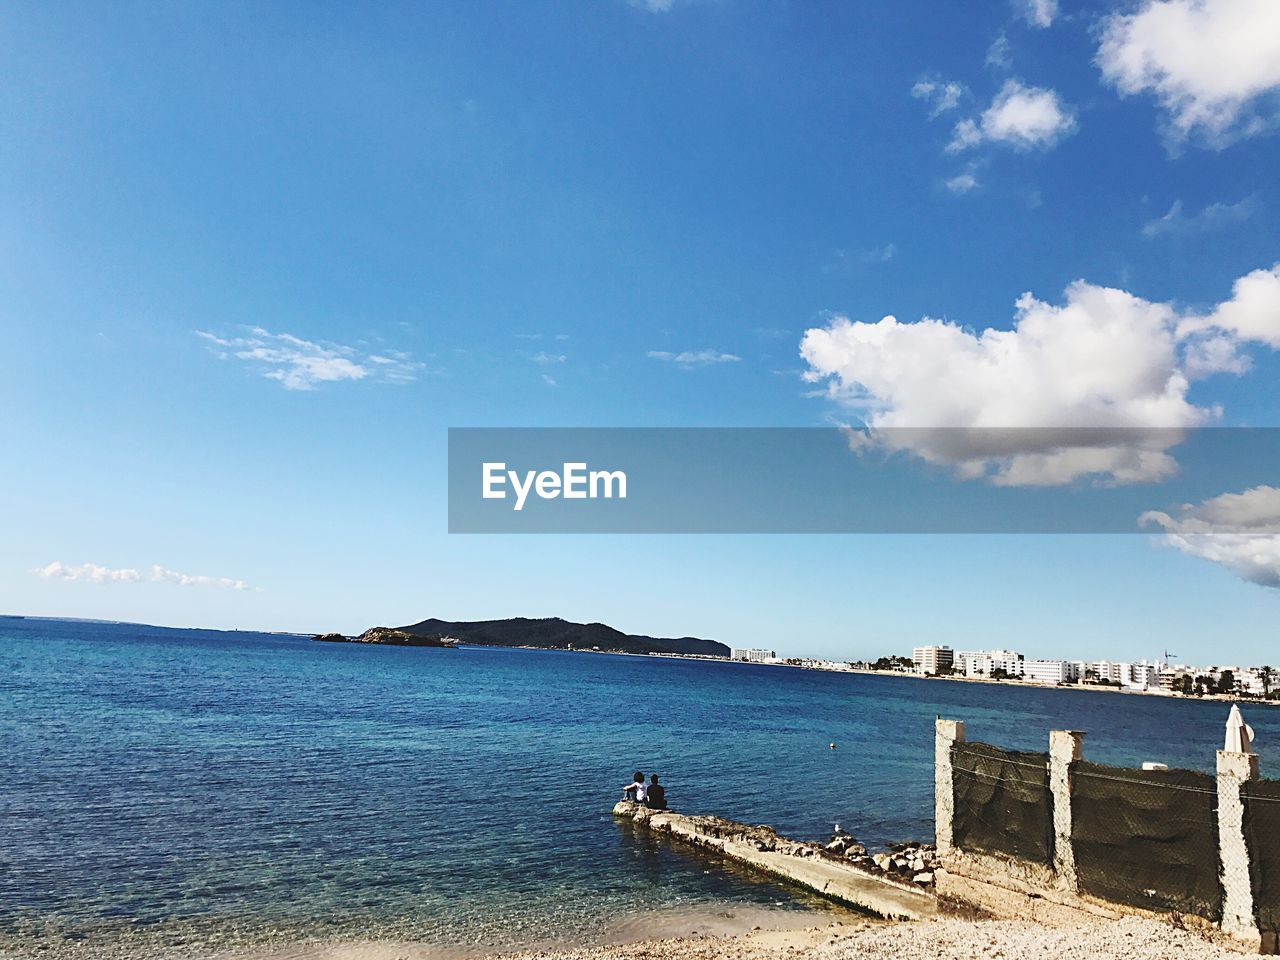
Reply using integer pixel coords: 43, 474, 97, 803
950, 742, 1053, 865
1071, 761, 1221, 919
1243, 778, 1280, 932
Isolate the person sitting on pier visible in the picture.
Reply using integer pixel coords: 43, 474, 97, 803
622, 771, 647, 804
645, 774, 666, 810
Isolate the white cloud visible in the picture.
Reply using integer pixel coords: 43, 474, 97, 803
530, 352, 567, 364
949, 80, 1077, 152
149, 566, 251, 590
1141, 487, 1280, 588
986, 34, 1013, 71
541, 374, 558, 387
1142, 195, 1260, 237
912, 78, 966, 118
647, 349, 741, 366
629, 0, 676, 10
1142, 486, 1280, 534
1152, 534, 1280, 587
1180, 263, 1280, 348
1021, 0, 1058, 28
799, 264, 1280, 486
37, 562, 251, 590
946, 166, 981, 194
1098, 0, 1280, 145
197, 328, 422, 390
36, 561, 141, 584
863, 243, 897, 263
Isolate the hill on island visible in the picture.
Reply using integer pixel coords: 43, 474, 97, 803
395, 616, 729, 658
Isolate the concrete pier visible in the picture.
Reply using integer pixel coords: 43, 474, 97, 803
612, 802, 938, 921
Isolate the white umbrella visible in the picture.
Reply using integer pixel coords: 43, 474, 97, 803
1224, 704, 1255, 754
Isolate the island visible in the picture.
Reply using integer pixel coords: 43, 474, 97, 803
393, 616, 730, 657
313, 616, 728, 657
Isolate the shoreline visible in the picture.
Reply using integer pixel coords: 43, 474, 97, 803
192, 915, 1243, 960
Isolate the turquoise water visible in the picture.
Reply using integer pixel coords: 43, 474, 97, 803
2, 618, 1276, 955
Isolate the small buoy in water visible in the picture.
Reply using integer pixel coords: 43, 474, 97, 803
829, 742, 836, 749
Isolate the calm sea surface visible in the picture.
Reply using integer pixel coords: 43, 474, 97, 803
2, 618, 1277, 955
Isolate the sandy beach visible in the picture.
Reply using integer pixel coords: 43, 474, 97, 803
497, 916, 1243, 960
208, 915, 1241, 960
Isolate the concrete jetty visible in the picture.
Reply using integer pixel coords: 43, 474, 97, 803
612, 801, 938, 921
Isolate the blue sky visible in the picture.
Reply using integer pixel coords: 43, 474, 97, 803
3, 0, 1279, 663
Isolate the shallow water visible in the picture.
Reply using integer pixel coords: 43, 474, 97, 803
2, 618, 1274, 956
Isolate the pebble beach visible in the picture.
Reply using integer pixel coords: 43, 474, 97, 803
500, 916, 1241, 960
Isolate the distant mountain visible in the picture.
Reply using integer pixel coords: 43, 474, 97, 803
395, 616, 729, 658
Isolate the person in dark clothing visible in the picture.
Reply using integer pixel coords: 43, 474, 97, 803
645, 774, 666, 809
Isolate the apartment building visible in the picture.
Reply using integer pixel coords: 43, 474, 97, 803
912, 645, 954, 676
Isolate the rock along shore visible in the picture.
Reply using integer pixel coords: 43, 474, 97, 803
611, 802, 937, 921
312, 627, 457, 648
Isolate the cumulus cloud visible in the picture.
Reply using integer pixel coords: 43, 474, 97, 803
37, 562, 251, 590
647, 349, 741, 366
949, 80, 1077, 152
799, 264, 1280, 486
1098, 0, 1280, 145
197, 328, 422, 390
1152, 534, 1280, 587
1142, 486, 1280, 534
1021, 0, 1058, 28
1180, 264, 1280, 349
1141, 487, 1280, 587
1143, 195, 1260, 238
912, 78, 966, 118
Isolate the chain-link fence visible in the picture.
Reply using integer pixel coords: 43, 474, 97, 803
1070, 761, 1222, 920
950, 742, 1053, 866
1243, 777, 1280, 932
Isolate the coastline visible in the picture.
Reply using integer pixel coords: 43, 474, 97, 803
199, 915, 1242, 960
551, 645, 1280, 708
838, 665, 1280, 705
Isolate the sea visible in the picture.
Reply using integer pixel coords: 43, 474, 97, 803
2, 617, 1276, 956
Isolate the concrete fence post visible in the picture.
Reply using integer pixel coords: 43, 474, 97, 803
1217, 749, 1263, 951
935, 718, 965, 856
1048, 730, 1084, 891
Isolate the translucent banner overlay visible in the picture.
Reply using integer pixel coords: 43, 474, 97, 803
447, 428, 1280, 534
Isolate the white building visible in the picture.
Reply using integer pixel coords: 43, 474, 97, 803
1081, 660, 1163, 690
956, 649, 1024, 678
912, 645, 954, 676
1126, 661, 1162, 691
731, 648, 777, 663
1024, 659, 1072, 685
